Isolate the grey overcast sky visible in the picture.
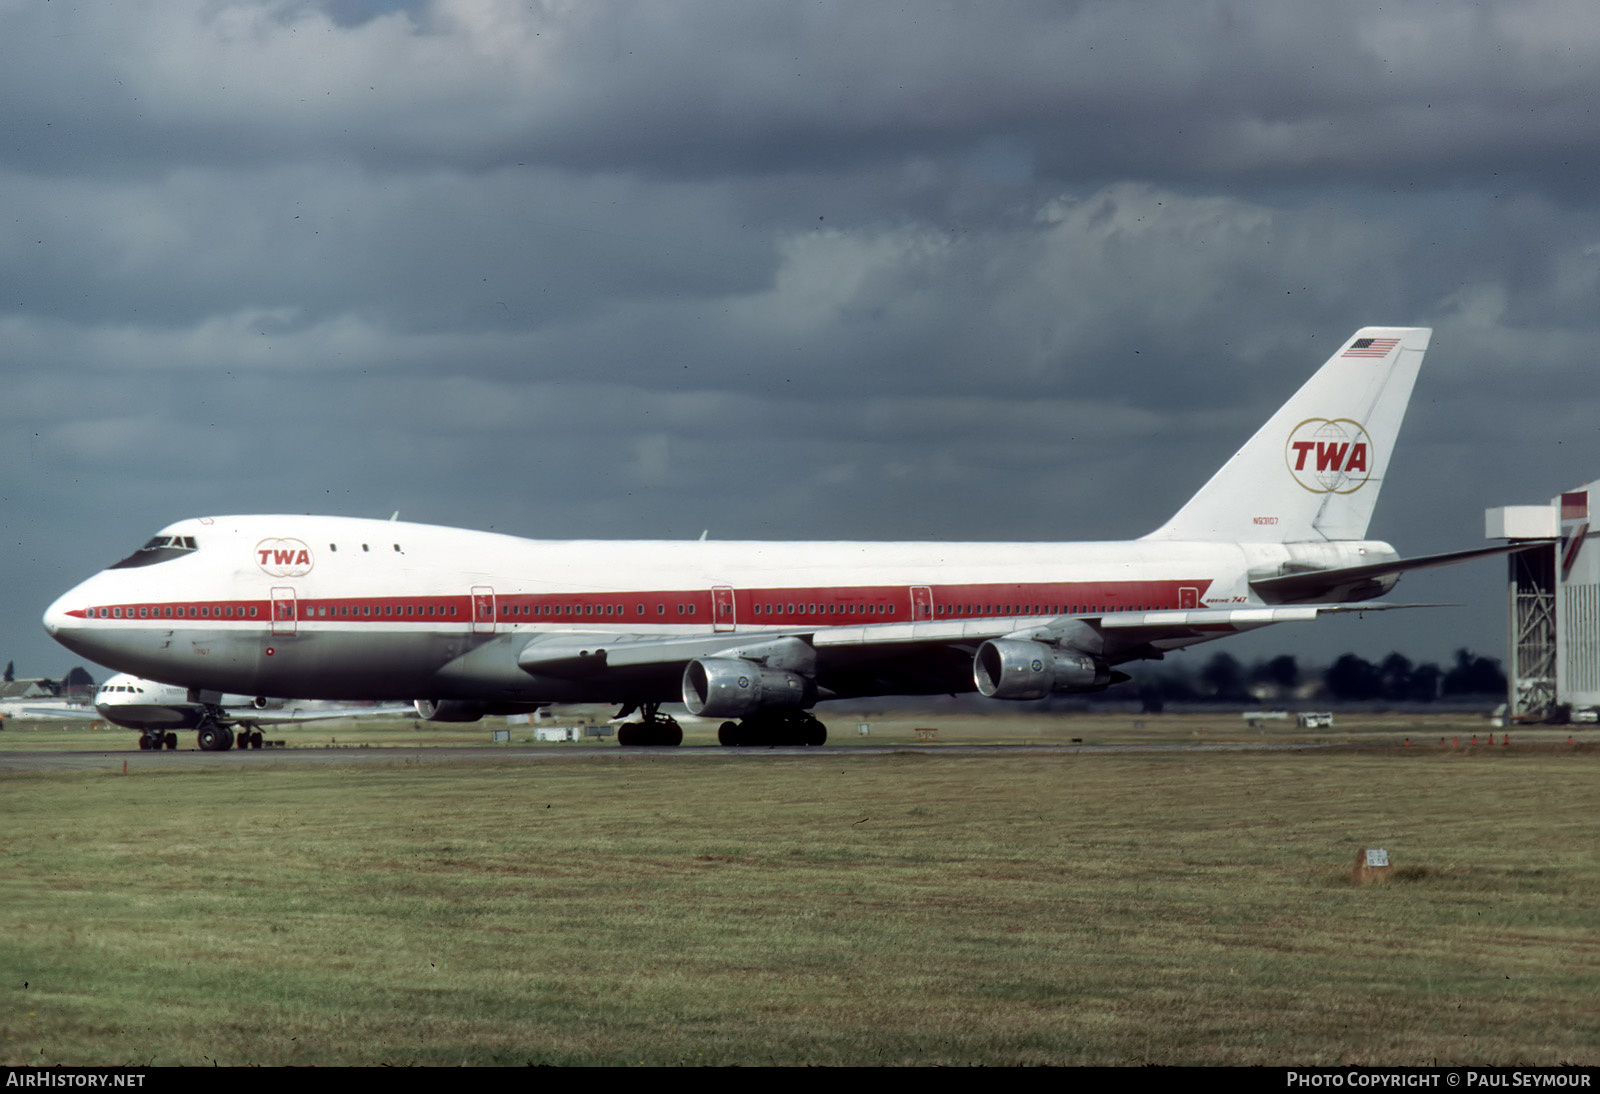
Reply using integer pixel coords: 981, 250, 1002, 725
5, 1, 1599, 684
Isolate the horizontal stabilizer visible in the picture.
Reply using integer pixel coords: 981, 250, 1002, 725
1250, 542, 1546, 603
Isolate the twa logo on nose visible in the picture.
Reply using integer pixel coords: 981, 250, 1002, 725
255, 538, 314, 577
1285, 419, 1373, 494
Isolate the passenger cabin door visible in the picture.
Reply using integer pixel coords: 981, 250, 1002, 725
271, 587, 297, 636
472, 586, 496, 634
909, 585, 933, 620
712, 585, 736, 632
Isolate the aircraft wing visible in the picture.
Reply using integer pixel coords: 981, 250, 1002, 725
229, 702, 416, 727
511, 599, 1441, 705
517, 631, 809, 678
515, 600, 1433, 676
1095, 601, 1433, 629
516, 619, 1086, 678
516, 623, 1024, 704
0, 702, 103, 722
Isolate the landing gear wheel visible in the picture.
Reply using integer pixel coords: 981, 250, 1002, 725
164, 732, 178, 750
800, 712, 827, 747
719, 710, 828, 747
615, 704, 683, 747
197, 723, 235, 752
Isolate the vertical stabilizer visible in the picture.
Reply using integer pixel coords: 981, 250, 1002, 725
1144, 327, 1430, 543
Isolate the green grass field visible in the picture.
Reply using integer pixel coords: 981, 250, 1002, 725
2, 718, 1597, 1065
0, 705, 1562, 751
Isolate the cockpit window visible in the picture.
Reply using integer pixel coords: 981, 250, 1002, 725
109, 535, 199, 569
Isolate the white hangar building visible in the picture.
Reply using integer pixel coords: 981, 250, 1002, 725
1487, 482, 1600, 721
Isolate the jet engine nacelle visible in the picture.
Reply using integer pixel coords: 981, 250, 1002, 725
414, 699, 487, 723
973, 639, 1112, 700
682, 658, 816, 719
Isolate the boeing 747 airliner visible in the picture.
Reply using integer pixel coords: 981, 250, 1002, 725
44, 327, 1518, 747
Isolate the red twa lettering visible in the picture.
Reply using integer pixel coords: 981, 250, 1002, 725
1315, 442, 1348, 471
1294, 441, 1368, 473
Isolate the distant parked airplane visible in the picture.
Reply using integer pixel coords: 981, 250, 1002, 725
46, 327, 1522, 747
93, 673, 412, 751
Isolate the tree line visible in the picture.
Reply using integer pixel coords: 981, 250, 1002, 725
1130, 649, 1506, 709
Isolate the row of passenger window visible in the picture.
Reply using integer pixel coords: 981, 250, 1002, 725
88, 598, 1169, 623
498, 603, 698, 617
751, 602, 894, 616
297, 604, 459, 617
937, 603, 1159, 615
88, 606, 257, 619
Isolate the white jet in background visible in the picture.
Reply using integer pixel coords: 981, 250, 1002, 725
94, 673, 413, 751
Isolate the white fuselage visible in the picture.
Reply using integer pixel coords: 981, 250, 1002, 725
43, 514, 1391, 705
93, 674, 227, 730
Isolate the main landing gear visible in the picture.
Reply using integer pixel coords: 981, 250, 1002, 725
138, 731, 178, 751
194, 715, 265, 751
718, 709, 827, 747
612, 704, 830, 747
615, 703, 684, 747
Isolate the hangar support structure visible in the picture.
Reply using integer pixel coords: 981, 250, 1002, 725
1488, 484, 1598, 722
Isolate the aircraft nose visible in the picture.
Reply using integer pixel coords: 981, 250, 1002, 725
42, 591, 73, 638
43, 585, 96, 654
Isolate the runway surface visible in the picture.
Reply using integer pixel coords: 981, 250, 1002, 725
0, 739, 1361, 772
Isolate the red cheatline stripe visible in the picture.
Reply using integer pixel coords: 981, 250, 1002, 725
74, 579, 1215, 625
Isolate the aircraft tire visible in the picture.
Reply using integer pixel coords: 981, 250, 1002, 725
718, 722, 741, 747
623, 722, 683, 747
165, 732, 178, 750
197, 724, 235, 752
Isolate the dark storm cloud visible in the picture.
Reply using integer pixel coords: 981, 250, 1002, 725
5, 2, 1598, 194
5, 0, 1600, 678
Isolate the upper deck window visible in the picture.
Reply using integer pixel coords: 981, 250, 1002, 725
109, 535, 199, 569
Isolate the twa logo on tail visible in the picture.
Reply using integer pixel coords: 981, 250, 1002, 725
255, 538, 314, 577
1285, 418, 1372, 494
